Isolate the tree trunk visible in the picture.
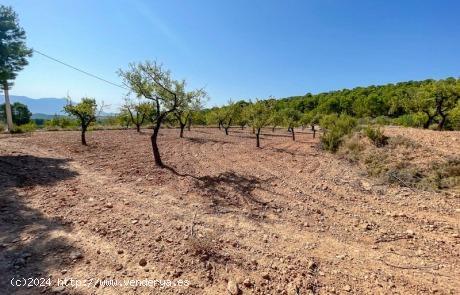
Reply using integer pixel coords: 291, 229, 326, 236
256, 128, 261, 147
291, 128, 295, 141
423, 115, 433, 129
2, 81, 14, 132
151, 122, 163, 167
241, 125, 244, 130
224, 127, 229, 135
187, 118, 191, 131
218, 121, 222, 130
311, 125, 316, 138
81, 127, 87, 145
272, 126, 275, 132
438, 115, 447, 130
136, 124, 141, 132
179, 123, 185, 138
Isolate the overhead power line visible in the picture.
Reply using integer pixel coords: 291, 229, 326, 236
33, 49, 128, 90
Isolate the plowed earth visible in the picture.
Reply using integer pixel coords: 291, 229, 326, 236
0, 127, 459, 294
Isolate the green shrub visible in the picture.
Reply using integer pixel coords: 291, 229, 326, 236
374, 116, 390, 125
320, 114, 357, 152
365, 126, 388, 147
449, 103, 460, 130
319, 113, 337, 129
357, 117, 372, 125
45, 116, 79, 129
393, 113, 426, 128
321, 128, 343, 152
33, 118, 45, 126
10, 126, 24, 134
18, 122, 37, 132
364, 151, 389, 177
9, 122, 37, 133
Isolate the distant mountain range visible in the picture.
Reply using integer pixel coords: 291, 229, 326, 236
0, 95, 115, 118
0, 95, 67, 115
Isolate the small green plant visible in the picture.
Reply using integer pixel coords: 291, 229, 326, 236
320, 114, 357, 152
17, 121, 37, 132
321, 128, 343, 152
365, 126, 388, 147
393, 113, 426, 128
375, 116, 390, 125
45, 115, 79, 129
9, 126, 24, 133
8, 121, 37, 133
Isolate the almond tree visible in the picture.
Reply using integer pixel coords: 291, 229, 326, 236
246, 100, 272, 147
117, 109, 131, 129
119, 61, 193, 167
301, 111, 321, 138
221, 101, 237, 135
63, 97, 99, 145
234, 100, 250, 129
282, 108, 302, 141
174, 86, 207, 138
270, 110, 284, 132
122, 98, 153, 132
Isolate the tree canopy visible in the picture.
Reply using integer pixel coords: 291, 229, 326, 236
0, 5, 32, 83
63, 97, 99, 145
0, 102, 31, 125
203, 77, 460, 131
0, 5, 32, 131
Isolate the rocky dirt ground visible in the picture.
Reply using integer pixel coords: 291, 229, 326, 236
0, 127, 459, 295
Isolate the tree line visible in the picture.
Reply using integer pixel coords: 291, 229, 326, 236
1, 4, 459, 169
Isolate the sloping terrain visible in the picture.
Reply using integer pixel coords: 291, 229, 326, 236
0, 127, 459, 294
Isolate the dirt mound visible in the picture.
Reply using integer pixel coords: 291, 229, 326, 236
339, 127, 460, 193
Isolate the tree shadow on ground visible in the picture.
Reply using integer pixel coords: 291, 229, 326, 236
0, 155, 81, 294
185, 137, 234, 145
190, 128, 216, 135
164, 166, 277, 220
257, 132, 292, 139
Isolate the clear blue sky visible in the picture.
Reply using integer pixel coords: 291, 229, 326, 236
3, 0, 460, 111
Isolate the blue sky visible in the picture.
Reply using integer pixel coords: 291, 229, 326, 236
3, 0, 460, 111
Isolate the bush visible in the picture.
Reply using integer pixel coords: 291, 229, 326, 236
320, 114, 357, 152
357, 117, 372, 125
10, 122, 37, 133
374, 116, 391, 125
19, 122, 37, 132
10, 126, 24, 134
338, 133, 365, 162
365, 126, 388, 147
33, 118, 45, 126
44, 116, 79, 130
321, 129, 343, 152
448, 103, 460, 130
393, 113, 426, 128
